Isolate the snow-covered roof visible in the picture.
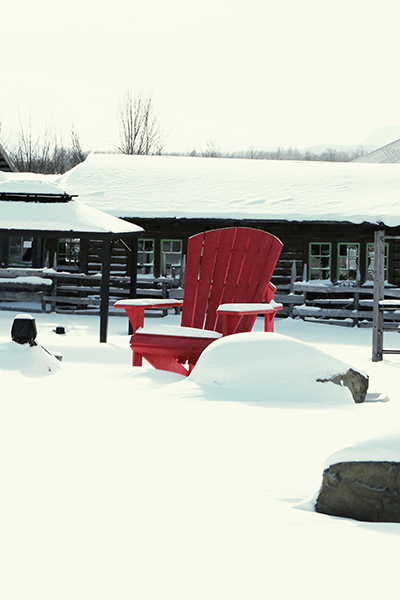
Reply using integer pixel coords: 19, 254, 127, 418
0, 173, 143, 235
57, 153, 400, 227
0, 142, 17, 173
352, 138, 400, 164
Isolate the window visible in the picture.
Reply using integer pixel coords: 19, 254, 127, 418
58, 238, 80, 266
338, 243, 359, 281
9, 236, 33, 265
367, 242, 389, 282
161, 239, 183, 278
309, 243, 331, 280
137, 238, 155, 275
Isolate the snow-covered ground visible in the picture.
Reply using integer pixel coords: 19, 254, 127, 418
1, 309, 400, 599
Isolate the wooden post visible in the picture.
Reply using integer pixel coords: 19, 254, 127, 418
372, 230, 385, 361
302, 263, 308, 304
179, 254, 186, 289
289, 260, 296, 317
353, 268, 361, 327
100, 237, 112, 343
302, 263, 307, 282
128, 235, 138, 335
290, 260, 296, 294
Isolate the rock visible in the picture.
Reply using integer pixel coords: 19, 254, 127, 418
316, 368, 368, 403
315, 461, 400, 522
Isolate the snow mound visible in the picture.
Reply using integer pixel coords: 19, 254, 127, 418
324, 431, 400, 467
0, 341, 61, 377
0, 174, 68, 196
188, 332, 361, 404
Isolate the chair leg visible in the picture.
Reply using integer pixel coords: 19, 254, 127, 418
143, 353, 189, 376
132, 351, 143, 367
264, 310, 276, 332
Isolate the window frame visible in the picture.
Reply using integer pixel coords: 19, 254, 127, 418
366, 242, 389, 282
161, 238, 183, 278
337, 242, 360, 282
308, 242, 332, 281
8, 236, 33, 266
57, 237, 81, 268
137, 237, 155, 276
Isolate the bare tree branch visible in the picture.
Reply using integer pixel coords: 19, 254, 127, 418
5, 113, 88, 174
117, 89, 166, 155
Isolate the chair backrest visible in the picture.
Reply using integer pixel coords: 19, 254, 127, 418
181, 227, 283, 332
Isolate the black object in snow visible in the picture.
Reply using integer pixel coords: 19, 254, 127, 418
11, 314, 37, 345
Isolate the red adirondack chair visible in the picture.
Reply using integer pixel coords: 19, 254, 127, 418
115, 227, 283, 376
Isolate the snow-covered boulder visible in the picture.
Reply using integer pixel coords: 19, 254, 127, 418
315, 433, 400, 522
188, 332, 368, 404
316, 368, 368, 404
315, 460, 400, 522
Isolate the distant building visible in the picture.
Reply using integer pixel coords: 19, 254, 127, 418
0, 142, 17, 172
353, 138, 400, 164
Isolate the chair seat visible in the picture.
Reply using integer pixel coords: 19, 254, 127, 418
130, 325, 222, 376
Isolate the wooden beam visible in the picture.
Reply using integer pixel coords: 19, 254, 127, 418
127, 235, 138, 335
372, 230, 385, 361
100, 238, 112, 343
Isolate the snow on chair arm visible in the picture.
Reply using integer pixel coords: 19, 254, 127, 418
114, 298, 183, 333
114, 299, 183, 309
217, 301, 282, 314
217, 301, 283, 335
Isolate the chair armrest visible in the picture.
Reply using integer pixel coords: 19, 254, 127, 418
114, 299, 183, 332
114, 299, 183, 309
217, 301, 283, 315
217, 301, 283, 335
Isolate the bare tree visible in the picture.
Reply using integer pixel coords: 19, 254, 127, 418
117, 89, 165, 155
202, 139, 221, 158
13, 111, 37, 171
6, 113, 88, 174
70, 124, 86, 165
246, 145, 258, 159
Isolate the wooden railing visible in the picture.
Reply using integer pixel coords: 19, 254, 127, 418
273, 259, 400, 328
0, 268, 182, 313
3, 261, 400, 339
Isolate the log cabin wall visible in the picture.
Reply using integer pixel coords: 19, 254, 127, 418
86, 240, 130, 276
2, 220, 400, 291
122, 217, 400, 287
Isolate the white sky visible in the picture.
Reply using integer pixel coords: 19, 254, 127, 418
2, 0, 400, 154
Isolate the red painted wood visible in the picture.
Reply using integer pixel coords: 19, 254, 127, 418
217, 301, 283, 335
124, 305, 145, 333
190, 228, 221, 329
205, 228, 238, 331
130, 331, 219, 375
216, 229, 260, 332
115, 300, 183, 333
180, 231, 205, 328
121, 227, 283, 376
